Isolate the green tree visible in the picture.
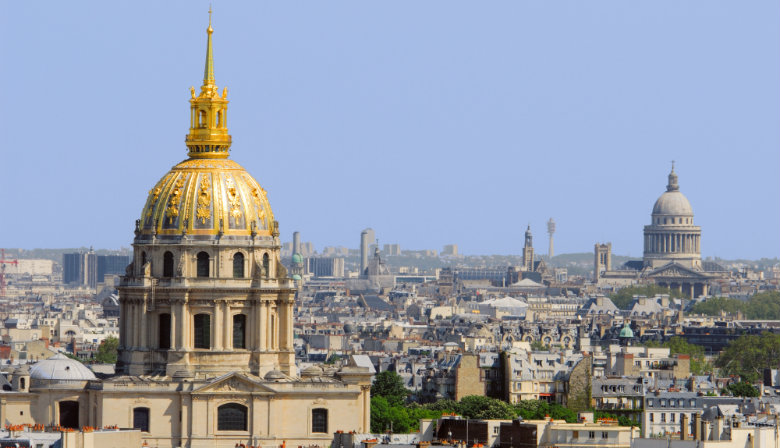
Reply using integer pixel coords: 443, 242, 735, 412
513, 401, 577, 423
456, 395, 516, 420
724, 382, 759, 398
95, 336, 119, 364
530, 340, 549, 351
690, 292, 780, 319
716, 332, 780, 382
610, 285, 684, 310
664, 337, 713, 375
371, 371, 410, 406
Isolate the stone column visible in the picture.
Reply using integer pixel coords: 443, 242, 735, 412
223, 301, 231, 350
214, 301, 224, 350
170, 302, 178, 350
259, 301, 268, 351
140, 298, 148, 348
253, 299, 261, 350
119, 301, 126, 349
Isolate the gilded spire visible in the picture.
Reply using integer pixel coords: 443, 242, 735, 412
185, 10, 232, 159
204, 7, 215, 87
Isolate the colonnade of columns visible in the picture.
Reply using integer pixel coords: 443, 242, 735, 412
644, 232, 700, 254
119, 295, 294, 354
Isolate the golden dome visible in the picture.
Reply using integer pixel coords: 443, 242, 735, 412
137, 13, 275, 238
139, 158, 274, 237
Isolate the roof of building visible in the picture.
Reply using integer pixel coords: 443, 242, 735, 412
652, 167, 693, 216
29, 353, 97, 381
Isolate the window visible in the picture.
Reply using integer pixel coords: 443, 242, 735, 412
262, 253, 270, 278
133, 407, 150, 432
588, 431, 595, 439
670, 400, 676, 408
217, 403, 247, 431
650, 413, 654, 422
660, 399, 666, 407
678, 399, 685, 407
312, 408, 328, 433
159, 313, 171, 349
233, 252, 244, 278
661, 413, 666, 423
197, 252, 209, 277
163, 251, 174, 277
689, 399, 696, 407
602, 432, 608, 439
573, 431, 579, 439
233, 314, 246, 349
671, 413, 675, 423
647, 398, 653, 406
194, 314, 211, 349
20, 378, 25, 390
58, 401, 79, 429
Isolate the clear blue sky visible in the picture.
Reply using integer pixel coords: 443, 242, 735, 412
1, 1, 778, 259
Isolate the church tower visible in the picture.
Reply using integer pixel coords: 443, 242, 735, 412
117, 13, 295, 378
522, 225, 535, 272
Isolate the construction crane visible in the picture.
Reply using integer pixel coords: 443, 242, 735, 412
0, 249, 18, 298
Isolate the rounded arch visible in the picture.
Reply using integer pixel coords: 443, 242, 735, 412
197, 251, 210, 277
232, 252, 245, 278
262, 252, 270, 278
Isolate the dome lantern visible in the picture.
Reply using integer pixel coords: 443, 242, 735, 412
185, 8, 232, 160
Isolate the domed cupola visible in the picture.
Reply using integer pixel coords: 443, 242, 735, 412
643, 164, 702, 269
118, 13, 296, 379
135, 12, 275, 239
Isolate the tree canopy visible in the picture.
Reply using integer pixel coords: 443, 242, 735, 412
95, 336, 118, 364
716, 332, 780, 383
371, 371, 410, 407
723, 382, 760, 398
691, 292, 780, 319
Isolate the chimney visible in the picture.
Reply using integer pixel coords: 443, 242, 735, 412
681, 414, 690, 440
701, 419, 709, 441
714, 416, 723, 441
693, 413, 701, 441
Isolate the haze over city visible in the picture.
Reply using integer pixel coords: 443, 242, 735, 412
1, 1, 777, 258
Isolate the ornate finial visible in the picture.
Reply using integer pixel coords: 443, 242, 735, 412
667, 162, 679, 192
204, 7, 215, 87
185, 10, 231, 159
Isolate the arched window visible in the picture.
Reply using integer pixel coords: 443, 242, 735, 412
198, 109, 207, 128
163, 251, 174, 278
217, 110, 223, 128
19, 378, 25, 390
194, 314, 211, 349
197, 252, 210, 278
262, 253, 270, 278
217, 403, 247, 431
159, 313, 171, 349
141, 251, 147, 266
312, 408, 328, 433
233, 252, 245, 278
233, 314, 246, 349
133, 407, 150, 432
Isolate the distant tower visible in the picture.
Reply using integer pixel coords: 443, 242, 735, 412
594, 243, 612, 281
292, 231, 301, 256
522, 225, 535, 272
546, 218, 556, 258
360, 229, 370, 274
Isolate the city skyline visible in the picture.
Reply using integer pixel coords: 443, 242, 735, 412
1, 2, 778, 258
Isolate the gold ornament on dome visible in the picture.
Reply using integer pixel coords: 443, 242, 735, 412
135, 11, 276, 238
196, 175, 212, 224
166, 176, 186, 224
226, 177, 242, 222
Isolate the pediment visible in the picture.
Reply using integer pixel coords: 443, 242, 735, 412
193, 373, 273, 395
645, 262, 709, 279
